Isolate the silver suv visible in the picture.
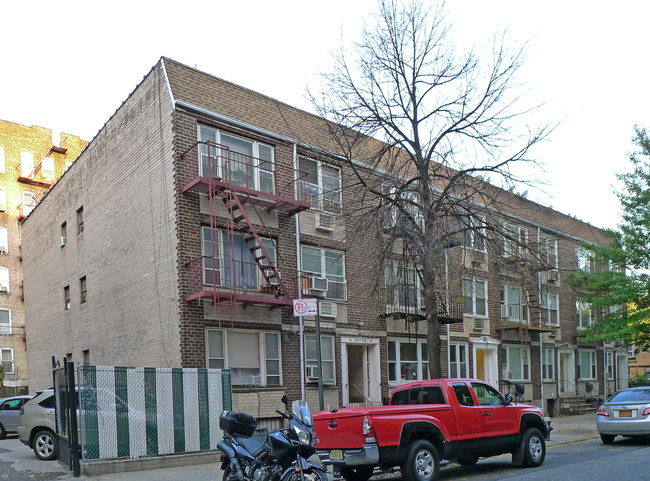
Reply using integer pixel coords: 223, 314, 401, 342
17, 390, 56, 460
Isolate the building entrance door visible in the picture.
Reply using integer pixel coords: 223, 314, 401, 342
341, 337, 380, 407
559, 351, 575, 395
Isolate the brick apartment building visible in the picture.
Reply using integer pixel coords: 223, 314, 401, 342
0, 119, 86, 393
21, 58, 626, 418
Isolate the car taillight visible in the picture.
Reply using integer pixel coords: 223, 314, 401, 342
643, 407, 650, 417
597, 408, 609, 417
362, 416, 377, 443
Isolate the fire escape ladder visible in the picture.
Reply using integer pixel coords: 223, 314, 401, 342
523, 271, 542, 329
227, 193, 289, 299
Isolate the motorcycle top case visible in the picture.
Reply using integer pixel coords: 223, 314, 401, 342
219, 410, 257, 437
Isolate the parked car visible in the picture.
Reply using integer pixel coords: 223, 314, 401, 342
314, 379, 550, 481
17, 390, 57, 460
0, 395, 32, 439
597, 386, 650, 444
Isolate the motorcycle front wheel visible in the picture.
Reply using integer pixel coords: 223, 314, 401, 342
282, 468, 329, 481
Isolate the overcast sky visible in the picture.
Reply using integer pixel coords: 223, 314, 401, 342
1, 0, 647, 231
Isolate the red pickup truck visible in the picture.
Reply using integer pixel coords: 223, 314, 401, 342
313, 379, 550, 481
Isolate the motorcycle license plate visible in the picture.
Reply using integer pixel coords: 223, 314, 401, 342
619, 410, 632, 417
330, 450, 344, 461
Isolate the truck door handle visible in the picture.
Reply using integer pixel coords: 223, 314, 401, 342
329, 421, 338, 428
482, 412, 490, 417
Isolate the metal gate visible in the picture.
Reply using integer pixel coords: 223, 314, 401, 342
52, 356, 81, 477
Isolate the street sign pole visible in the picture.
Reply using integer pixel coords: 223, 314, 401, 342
315, 306, 324, 411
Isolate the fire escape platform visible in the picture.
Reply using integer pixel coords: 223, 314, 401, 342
181, 177, 310, 215
496, 323, 557, 333
185, 290, 292, 308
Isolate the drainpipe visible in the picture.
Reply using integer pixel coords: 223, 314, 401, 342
293, 143, 305, 400
445, 249, 450, 378
538, 227, 544, 415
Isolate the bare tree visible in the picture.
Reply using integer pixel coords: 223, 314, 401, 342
311, 0, 550, 378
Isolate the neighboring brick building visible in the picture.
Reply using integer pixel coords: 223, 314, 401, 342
21, 58, 624, 418
0, 119, 86, 393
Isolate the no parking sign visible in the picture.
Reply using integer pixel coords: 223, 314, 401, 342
293, 298, 318, 316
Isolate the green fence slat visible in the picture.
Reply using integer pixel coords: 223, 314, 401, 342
172, 368, 185, 453
144, 367, 158, 456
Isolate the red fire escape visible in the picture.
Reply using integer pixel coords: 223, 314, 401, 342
181, 141, 310, 317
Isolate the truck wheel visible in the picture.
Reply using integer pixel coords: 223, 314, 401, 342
401, 439, 440, 481
340, 466, 374, 481
521, 427, 545, 468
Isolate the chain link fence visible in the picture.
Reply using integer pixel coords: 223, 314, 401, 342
77, 365, 231, 461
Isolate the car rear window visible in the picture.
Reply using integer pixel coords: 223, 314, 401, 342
608, 388, 650, 403
37, 395, 55, 409
390, 386, 445, 405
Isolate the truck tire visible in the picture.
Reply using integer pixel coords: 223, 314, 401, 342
401, 439, 440, 481
340, 466, 374, 481
521, 427, 545, 468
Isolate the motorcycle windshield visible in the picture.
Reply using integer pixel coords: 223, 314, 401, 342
291, 400, 313, 427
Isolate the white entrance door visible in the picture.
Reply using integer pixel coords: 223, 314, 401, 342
616, 353, 628, 390
341, 338, 380, 407
470, 336, 500, 387
558, 351, 576, 395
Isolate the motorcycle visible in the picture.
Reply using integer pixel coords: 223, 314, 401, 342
218, 394, 328, 481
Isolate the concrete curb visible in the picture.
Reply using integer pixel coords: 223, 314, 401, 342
80, 450, 220, 476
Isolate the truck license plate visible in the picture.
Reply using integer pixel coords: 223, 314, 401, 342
619, 410, 632, 417
330, 450, 344, 461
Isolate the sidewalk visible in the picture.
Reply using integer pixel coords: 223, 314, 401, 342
12, 413, 598, 481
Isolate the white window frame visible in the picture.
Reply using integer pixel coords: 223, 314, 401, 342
605, 351, 614, 380
301, 245, 346, 300
500, 222, 528, 258
0, 227, 7, 253
41, 157, 54, 181
501, 345, 530, 381
449, 342, 468, 378
22, 191, 35, 216
539, 233, 558, 269
0, 267, 9, 293
299, 156, 342, 214
500, 284, 527, 322
542, 347, 555, 381
305, 334, 335, 384
384, 261, 422, 312
0, 348, 13, 375
387, 338, 429, 385
461, 214, 486, 252
575, 247, 594, 272
0, 147, 4, 173
462, 277, 488, 317
20, 152, 34, 177
578, 349, 597, 380
540, 290, 559, 326
576, 300, 592, 329
197, 125, 275, 194
0, 309, 10, 334
205, 329, 282, 386
0, 187, 6, 212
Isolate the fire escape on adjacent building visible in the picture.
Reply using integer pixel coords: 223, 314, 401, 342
181, 140, 310, 317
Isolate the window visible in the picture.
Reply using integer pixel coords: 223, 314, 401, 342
500, 284, 527, 322
540, 290, 559, 326
542, 347, 555, 381
80, 276, 87, 303
301, 245, 346, 300
201, 227, 276, 290
500, 222, 527, 258
22, 191, 35, 216
388, 339, 429, 383
462, 277, 487, 317
390, 386, 445, 405
605, 351, 614, 380
0, 188, 6, 212
452, 382, 475, 406
64, 286, 71, 310
382, 185, 423, 231
449, 343, 468, 378
0, 147, 4, 173
206, 329, 281, 386
578, 350, 597, 380
299, 157, 342, 214
20, 152, 34, 177
1, 398, 25, 411
61, 222, 67, 246
0, 267, 9, 293
77, 207, 84, 234
538, 234, 558, 268
0, 227, 7, 253
502, 345, 530, 381
41, 157, 54, 181
471, 382, 504, 406
198, 126, 275, 194
575, 248, 593, 272
0, 309, 10, 334
460, 214, 486, 252
576, 300, 592, 329
0, 348, 13, 375
384, 262, 421, 312
305, 334, 335, 383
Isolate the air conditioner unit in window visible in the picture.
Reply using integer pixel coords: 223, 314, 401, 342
0, 204, 5, 213
306, 365, 318, 381
60, 236, 67, 247
507, 371, 514, 380
473, 318, 484, 331
0, 284, 8, 293
319, 301, 338, 318
0, 246, 7, 254
500, 305, 515, 319
315, 213, 335, 232
309, 276, 328, 296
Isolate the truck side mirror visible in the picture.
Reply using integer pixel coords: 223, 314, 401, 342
504, 393, 513, 405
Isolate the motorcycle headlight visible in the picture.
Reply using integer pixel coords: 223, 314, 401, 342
293, 424, 311, 445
